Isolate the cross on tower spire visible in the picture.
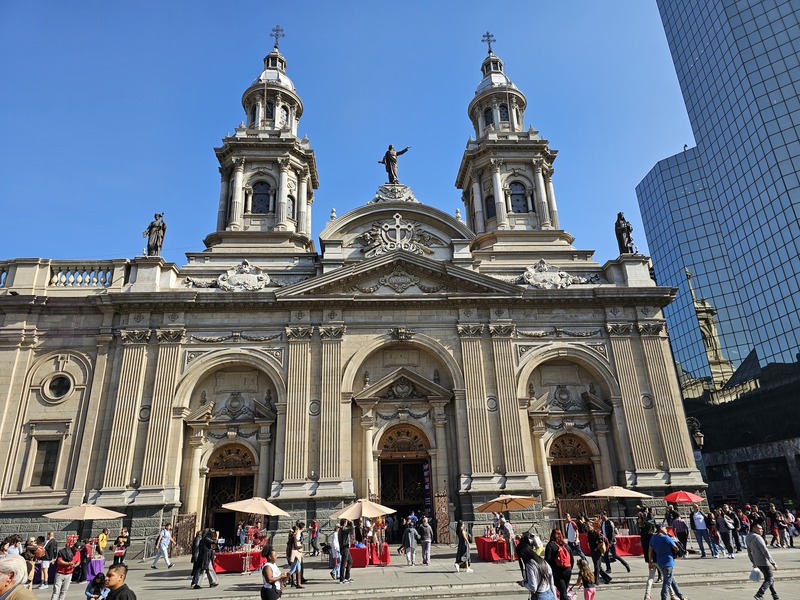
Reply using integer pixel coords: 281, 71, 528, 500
481, 31, 496, 54
270, 25, 285, 49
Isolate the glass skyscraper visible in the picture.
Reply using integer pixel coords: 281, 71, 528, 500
637, 0, 800, 388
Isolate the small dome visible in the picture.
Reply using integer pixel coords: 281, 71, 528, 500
255, 69, 295, 91
475, 51, 517, 94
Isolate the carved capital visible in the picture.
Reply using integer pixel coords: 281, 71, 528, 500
319, 326, 346, 340
278, 157, 291, 172
532, 159, 544, 173
297, 166, 310, 180
606, 323, 633, 336
489, 324, 516, 338
637, 323, 664, 336
120, 329, 151, 344
285, 326, 313, 340
155, 328, 185, 344
490, 158, 504, 173
232, 157, 245, 171
471, 167, 482, 181
457, 324, 484, 338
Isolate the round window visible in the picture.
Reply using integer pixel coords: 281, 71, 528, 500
42, 374, 73, 403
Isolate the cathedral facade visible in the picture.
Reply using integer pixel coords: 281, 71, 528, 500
0, 41, 703, 539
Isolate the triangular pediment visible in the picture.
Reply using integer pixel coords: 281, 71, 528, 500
275, 250, 524, 298
528, 389, 612, 414
353, 367, 452, 402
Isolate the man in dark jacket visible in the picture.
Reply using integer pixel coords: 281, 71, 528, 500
189, 531, 202, 586
601, 512, 630, 573
337, 520, 353, 583
190, 530, 218, 589
105, 564, 136, 600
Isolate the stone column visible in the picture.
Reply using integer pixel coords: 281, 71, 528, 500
102, 329, 151, 489
452, 389, 470, 485
256, 427, 271, 498
432, 407, 450, 493
491, 100, 501, 128
594, 421, 615, 487
638, 324, 695, 469
545, 168, 560, 229
228, 158, 245, 231
282, 326, 312, 480
276, 158, 291, 231
533, 424, 554, 502
491, 159, 508, 229
216, 167, 230, 231
244, 185, 253, 214
489, 324, 526, 473
141, 329, 184, 487
510, 97, 518, 131
296, 168, 309, 235
184, 431, 205, 515
475, 109, 485, 138
271, 402, 287, 492
305, 196, 314, 237
525, 187, 534, 214
606, 324, 657, 471
533, 161, 552, 229
361, 410, 376, 496
319, 326, 345, 480
471, 169, 485, 233
457, 325, 493, 474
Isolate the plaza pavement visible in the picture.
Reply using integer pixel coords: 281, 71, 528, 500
33, 545, 800, 600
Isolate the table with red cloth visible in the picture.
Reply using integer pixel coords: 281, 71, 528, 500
475, 536, 510, 562
213, 551, 265, 573
349, 546, 369, 568
579, 533, 643, 556
368, 542, 390, 565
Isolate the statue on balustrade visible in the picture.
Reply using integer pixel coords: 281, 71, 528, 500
379, 144, 411, 184
614, 212, 635, 255
143, 212, 167, 257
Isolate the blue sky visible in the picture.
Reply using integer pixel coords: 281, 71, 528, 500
0, 1, 694, 266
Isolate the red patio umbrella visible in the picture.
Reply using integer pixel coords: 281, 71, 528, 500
663, 490, 703, 504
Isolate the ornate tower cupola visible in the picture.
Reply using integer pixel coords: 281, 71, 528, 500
456, 33, 561, 236
211, 25, 318, 245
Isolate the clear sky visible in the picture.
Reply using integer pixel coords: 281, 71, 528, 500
0, 1, 694, 266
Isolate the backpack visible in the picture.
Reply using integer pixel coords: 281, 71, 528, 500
555, 543, 571, 568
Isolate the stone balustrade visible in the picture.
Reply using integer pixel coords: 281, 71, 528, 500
0, 259, 130, 295
50, 262, 115, 287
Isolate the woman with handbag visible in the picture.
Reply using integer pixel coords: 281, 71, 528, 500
454, 520, 473, 573
587, 521, 611, 585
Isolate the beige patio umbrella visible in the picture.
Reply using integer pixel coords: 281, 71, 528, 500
329, 498, 396, 521
583, 486, 653, 499
221, 497, 290, 517
43, 504, 127, 521
476, 495, 539, 513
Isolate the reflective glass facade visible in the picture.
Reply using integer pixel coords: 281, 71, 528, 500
638, 0, 800, 381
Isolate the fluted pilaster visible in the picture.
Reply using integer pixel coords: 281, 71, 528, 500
319, 325, 345, 479
283, 326, 312, 480
457, 325, 493, 474
489, 325, 526, 473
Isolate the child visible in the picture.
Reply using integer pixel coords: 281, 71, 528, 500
573, 558, 596, 600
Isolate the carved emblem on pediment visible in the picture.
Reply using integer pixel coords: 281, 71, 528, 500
380, 377, 424, 399
352, 213, 446, 258
185, 260, 271, 291
344, 265, 447, 295
521, 259, 600, 289
550, 385, 587, 411
388, 326, 416, 341
369, 183, 419, 203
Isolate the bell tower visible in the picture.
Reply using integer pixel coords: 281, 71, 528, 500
208, 26, 318, 249
455, 33, 561, 236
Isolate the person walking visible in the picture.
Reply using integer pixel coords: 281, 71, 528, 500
39, 532, 57, 589
309, 519, 320, 557
105, 564, 136, 600
190, 530, 218, 589
401, 521, 421, 566
639, 507, 657, 566
714, 508, 735, 559
151, 523, 175, 569
419, 516, 433, 565
329, 524, 341, 581
587, 520, 611, 585
544, 528, 573, 600
50, 542, 80, 600
689, 504, 716, 558
747, 523, 779, 600
601, 512, 630, 573
189, 531, 202, 587
337, 519, 353, 584
564, 513, 587, 560
737, 509, 751, 550
517, 534, 556, 600
454, 520, 473, 573
259, 546, 288, 600
670, 513, 690, 555
573, 558, 596, 600
648, 524, 689, 600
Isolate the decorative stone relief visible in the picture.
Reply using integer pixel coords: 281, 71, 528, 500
156, 328, 185, 343
185, 350, 209, 365
457, 324, 484, 337
351, 213, 446, 258
286, 327, 313, 340
606, 323, 633, 335
137, 405, 151, 422
388, 326, 416, 341
584, 343, 608, 359
637, 323, 664, 336
379, 377, 424, 399
308, 400, 321, 416
369, 183, 419, 203
376, 407, 431, 422
486, 396, 499, 412
550, 385, 588, 411
185, 260, 271, 291
494, 259, 600, 289
518, 328, 600, 338
190, 332, 281, 343
489, 324, 516, 337
270, 275, 311, 287
120, 329, 151, 344
319, 326, 346, 340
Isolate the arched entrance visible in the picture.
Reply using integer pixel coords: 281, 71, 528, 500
378, 424, 432, 517
549, 435, 596, 497
204, 444, 255, 540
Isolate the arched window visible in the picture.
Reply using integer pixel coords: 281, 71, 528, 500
510, 182, 528, 213
499, 103, 509, 122
252, 182, 271, 214
485, 194, 496, 219
483, 107, 494, 129
279, 106, 289, 128
248, 105, 257, 127
265, 102, 275, 120
287, 195, 296, 220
